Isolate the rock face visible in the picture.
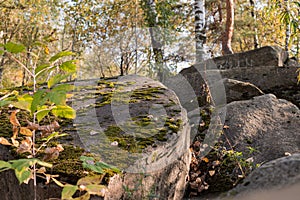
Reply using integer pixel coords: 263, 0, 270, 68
182, 46, 300, 199
179, 46, 299, 107
223, 94, 300, 165
227, 154, 300, 199
220, 78, 264, 103
210, 46, 288, 69
71, 75, 191, 199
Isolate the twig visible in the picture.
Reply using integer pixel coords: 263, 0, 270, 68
6, 52, 34, 77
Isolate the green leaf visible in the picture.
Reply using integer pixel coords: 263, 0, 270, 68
0, 50, 4, 55
36, 107, 51, 122
96, 161, 121, 173
77, 175, 104, 185
36, 160, 53, 168
0, 100, 11, 107
49, 51, 75, 62
83, 163, 104, 174
52, 177, 65, 187
10, 159, 34, 171
14, 168, 31, 184
85, 184, 106, 196
13, 94, 33, 112
10, 159, 34, 184
80, 156, 94, 162
31, 90, 47, 113
80, 156, 104, 174
35, 64, 50, 75
48, 73, 72, 89
40, 132, 69, 142
51, 105, 76, 119
0, 160, 12, 172
59, 60, 77, 73
52, 84, 75, 92
47, 90, 67, 105
62, 184, 78, 199
4, 42, 25, 53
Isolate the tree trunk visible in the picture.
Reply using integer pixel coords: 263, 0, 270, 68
284, 0, 290, 57
0, 56, 6, 85
144, 0, 165, 82
194, 0, 206, 63
222, 0, 234, 55
249, 0, 259, 49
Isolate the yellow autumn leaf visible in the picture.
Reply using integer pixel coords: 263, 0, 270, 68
44, 46, 50, 55
0, 137, 12, 145
10, 109, 20, 126
11, 137, 19, 147
201, 157, 209, 163
12, 126, 18, 139
20, 127, 33, 136
66, 93, 74, 99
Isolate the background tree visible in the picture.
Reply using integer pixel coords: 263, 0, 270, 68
222, 0, 235, 55
194, 0, 207, 63
0, 0, 60, 87
249, 0, 260, 49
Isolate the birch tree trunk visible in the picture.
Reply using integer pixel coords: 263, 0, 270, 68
222, 0, 234, 55
284, 0, 290, 57
194, 0, 206, 63
249, 0, 259, 49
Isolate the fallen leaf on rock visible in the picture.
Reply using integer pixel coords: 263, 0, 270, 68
0, 137, 12, 145
199, 120, 205, 127
212, 160, 221, 167
9, 109, 20, 126
12, 126, 18, 139
20, 127, 33, 136
223, 125, 230, 129
37, 167, 46, 174
11, 137, 19, 147
285, 152, 292, 156
27, 120, 60, 137
17, 137, 32, 153
195, 177, 202, 184
246, 157, 254, 163
201, 157, 209, 163
43, 145, 64, 161
89, 130, 98, 136
110, 141, 118, 146
209, 170, 215, 176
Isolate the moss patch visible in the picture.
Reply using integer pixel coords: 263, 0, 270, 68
103, 116, 182, 153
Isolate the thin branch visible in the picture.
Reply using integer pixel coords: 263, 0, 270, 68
6, 52, 34, 77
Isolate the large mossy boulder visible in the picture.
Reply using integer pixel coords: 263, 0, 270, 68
0, 75, 191, 200
70, 75, 191, 199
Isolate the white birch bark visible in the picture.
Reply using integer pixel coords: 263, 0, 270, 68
194, 0, 206, 63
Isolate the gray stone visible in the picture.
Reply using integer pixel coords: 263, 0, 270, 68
179, 46, 299, 108
218, 66, 299, 92
216, 78, 264, 104
209, 46, 288, 69
72, 75, 191, 200
227, 154, 300, 198
222, 94, 300, 165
